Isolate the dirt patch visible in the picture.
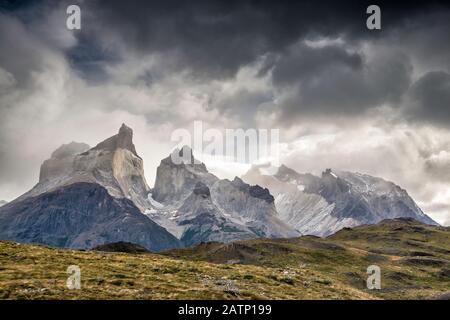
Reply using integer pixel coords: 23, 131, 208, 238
365, 253, 389, 263
297, 239, 345, 251
409, 251, 435, 257
424, 291, 450, 300
434, 268, 450, 279
208, 243, 261, 264
343, 272, 366, 289
385, 271, 414, 283
402, 257, 448, 267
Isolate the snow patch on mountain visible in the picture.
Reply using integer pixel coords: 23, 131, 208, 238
242, 164, 438, 236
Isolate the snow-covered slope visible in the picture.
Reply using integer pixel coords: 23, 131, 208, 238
242, 165, 438, 236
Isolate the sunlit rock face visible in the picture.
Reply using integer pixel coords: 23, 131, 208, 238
0, 125, 182, 251
152, 147, 218, 204
242, 165, 438, 236
17, 124, 151, 211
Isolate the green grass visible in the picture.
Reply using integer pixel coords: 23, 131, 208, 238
0, 218, 448, 300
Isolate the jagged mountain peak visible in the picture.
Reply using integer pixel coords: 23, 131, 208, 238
231, 176, 245, 186
277, 164, 297, 175
92, 123, 138, 157
322, 168, 336, 178
242, 163, 438, 236
18, 124, 151, 211
162, 145, 208, 170
151, 149, 298, 241
231, 177, 274, 204
152, 147, 216, 203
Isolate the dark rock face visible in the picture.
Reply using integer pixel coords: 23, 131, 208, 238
92, 241, 149, 253
177, 183, 257, 246
179, 212, 254, 247
193, 182, 211, 198
0, 183, 181, 251
231, 177, 274, 203
211, 179, 299, 238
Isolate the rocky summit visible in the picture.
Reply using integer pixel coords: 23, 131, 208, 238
148, 146, 299, 244
242, 164, 438, 236
0, 125, 179, 251
16, 123, 151, 212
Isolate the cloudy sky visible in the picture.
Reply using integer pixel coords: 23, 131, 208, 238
1, 0, 450, 225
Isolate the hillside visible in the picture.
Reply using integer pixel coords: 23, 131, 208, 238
0, 218, 448, 300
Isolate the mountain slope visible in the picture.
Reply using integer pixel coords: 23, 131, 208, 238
0, 182, 180, 251
147, 147, 299, 245
165, 218, 450, 299
242, 165, 438, 236
0, 125, 182, 251
211, 177, 298, 238
17, 124, 151, 211
177, 182, 256, 246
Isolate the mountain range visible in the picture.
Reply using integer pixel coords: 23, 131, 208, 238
0, 125, 438, 251
242, 164, 437, 236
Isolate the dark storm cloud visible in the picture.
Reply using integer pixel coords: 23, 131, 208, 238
389, 10, 450, 72
0, 14, 47, 85
66, 33, 120, 83
408, 71, 450, 126
271, 43, 413, 123
272, 44, 364, 87
81, 0, 450, 79
52, 0, 447, 128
